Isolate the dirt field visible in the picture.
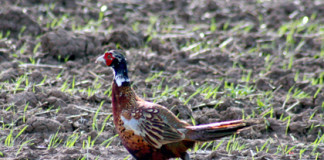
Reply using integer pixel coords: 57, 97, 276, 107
0, 0, 323, 159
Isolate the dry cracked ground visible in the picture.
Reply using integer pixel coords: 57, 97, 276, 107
0, 0, 323, 160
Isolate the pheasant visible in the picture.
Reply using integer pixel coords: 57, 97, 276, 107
96, 50, 260, 160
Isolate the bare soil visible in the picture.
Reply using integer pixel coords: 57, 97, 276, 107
0, 0, 323, 160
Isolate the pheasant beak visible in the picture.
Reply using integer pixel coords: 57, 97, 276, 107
95, 54, 105, 64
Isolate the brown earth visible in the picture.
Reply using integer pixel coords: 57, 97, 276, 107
0, 0, 323, 160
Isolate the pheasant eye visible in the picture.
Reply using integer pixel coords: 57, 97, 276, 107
102, 52, 115, 66
104, 52, 114, 60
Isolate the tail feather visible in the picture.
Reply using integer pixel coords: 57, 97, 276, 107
185, 119, 261, 141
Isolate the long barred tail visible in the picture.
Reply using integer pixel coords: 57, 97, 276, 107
185, 119, 261, 141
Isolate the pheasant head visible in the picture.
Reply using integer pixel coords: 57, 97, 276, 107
96, 50, 130, 86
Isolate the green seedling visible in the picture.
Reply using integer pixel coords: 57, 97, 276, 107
210, 18, 217, 32
101, 134, 118, 148
184, 88, 201, 105
226, 135, 246, 154
283, 115, 291, 135
213, 139, 224, 151
65, 132, 79, 148
123, 155, 130, 160
5, 125, 28, 147
61, 79, 69, 92
311, 134, 324, 154
145, 71, 164, 83
22, 103, 29, 123
47, 129, 62, 149
16, 139, 34, 156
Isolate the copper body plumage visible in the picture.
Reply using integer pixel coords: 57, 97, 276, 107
96, 50, 259, 160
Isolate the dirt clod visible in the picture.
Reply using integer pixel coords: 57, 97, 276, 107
26, 116, 63, 133
8, 91, 38, 107
0, 9, 42, 38
29, 71, 44, 83
0, 68, 18, 81
41, 29, 101, 61
48, 89, 69, 102
104, 28, 144, 49
1, 0, 323, 159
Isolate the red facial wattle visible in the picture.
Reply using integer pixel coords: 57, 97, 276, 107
104, 52, 115, 66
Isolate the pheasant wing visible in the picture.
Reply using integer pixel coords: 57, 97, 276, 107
138, 108, 185, 149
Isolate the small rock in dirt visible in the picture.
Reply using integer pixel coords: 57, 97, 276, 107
0, 48, 10, 62
58, 154, 83, 160
48, 89, 69, 102
202, 107, 220, 120
137, 61, 151, 74
0, 61, 19, 69
293, 57, 324, 72
65, 60, 81, 69
87, 93, 110, 103
275, 74, 295, 91
62, 119, 73, 132
255, 78, 274, 91
0, 39, 9, 48
238, 55, 264, 69
0, 68, 18, 81
58, 104, 80, 115
300, 98, 314, 108
35, 91, 47, 102
63, 148, 80, 154
314, 93, 324, 107
104, 28, 144, 49
176, 105, 193, 119
0, 110, 18, 124
17, 150, 39, 160
220, 107, 243, 120
289, 122, 308, 134
95, 67, 112, 75
48, 148, 58, 154
72, 116, 90, 131
264, 68, 291, 80
264, 2, 297, 29
56, 115, 66, 123
41, 29, 101, 60
273, 107, 288, 119
14, 0, 77, 8
239, 124, 263, 139
216, 98, 233, 111
151, 61, 165, 71
8, 91, 38, 107
291, 112, 307, 122
226, 68, 242, 80
194, 113, 209, 125
193, 107, 220, 124
185, 66, 213, 80
57, 0, 78, 8
206, 0, 219, 11
89, 147, 102, 155
88, 130, 98, 139
29, 71, 44, 84
206, 151, 220, 159
149, 38, 172, 55
169, 98, 192, 119
46, 96, 67, 108
266, 118, 286, 134
26, 116, 63, 133
295, 80, 310, 90
188, 52, 232, 68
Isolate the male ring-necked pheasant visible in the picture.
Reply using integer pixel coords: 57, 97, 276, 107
96, 50, 259, 160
